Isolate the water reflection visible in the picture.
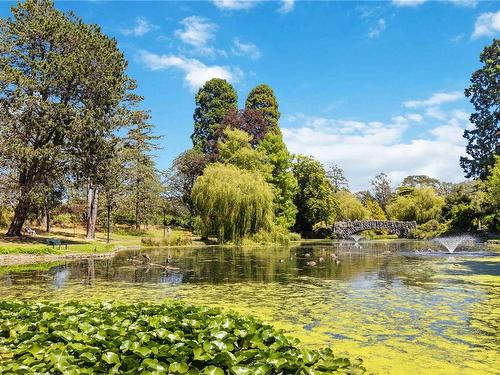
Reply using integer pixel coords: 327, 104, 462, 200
0, 241, 498, 374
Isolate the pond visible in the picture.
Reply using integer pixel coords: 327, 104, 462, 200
1, 240, 499, 374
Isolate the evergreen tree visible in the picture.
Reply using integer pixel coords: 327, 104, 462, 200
191, 78, 237, 156
123, 112, 163, 230
461, 39, 500, 180
0, 0, 139, 236
246, 84, 298, 228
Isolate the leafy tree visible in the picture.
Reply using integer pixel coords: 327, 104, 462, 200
460, 39, 500, 180
400, 175, 441, 190
166, 149, 207, 222
245, 84, 280, 131
0, 0, 138, 236
386, 187, 445, 224
371, 173, 393, 210
335, 191, 370, 221
483, 155, 500, 231
217, 128, 272, 176
192, 164, 274, 243
246, 85, 298, 228
441, 181, 480, 231
292, 155, 338, 234
219, 108, 270, 148
364, 199, 386, 220
191, 78, 237, 156
326, 164, 349, 192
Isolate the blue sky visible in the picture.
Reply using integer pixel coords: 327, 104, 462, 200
2, 0, 499, 190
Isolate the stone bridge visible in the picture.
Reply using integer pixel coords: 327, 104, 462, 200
331, 220, 417, 239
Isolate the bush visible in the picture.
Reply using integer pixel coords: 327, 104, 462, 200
161, 231, 193, 246
409, 220, 449, 240
0, 246, 59, 255
141, 232, 193, 247
0, 301, 365, 374
288, 232, 302, 241
52, 213, 75, 228
247, 226, 290, 246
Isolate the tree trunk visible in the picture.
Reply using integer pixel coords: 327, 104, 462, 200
7, 195, 31, 236
44, 195, 51, 233
86, 181, 99, 240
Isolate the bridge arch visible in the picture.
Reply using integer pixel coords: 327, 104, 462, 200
331, 220, 416, 239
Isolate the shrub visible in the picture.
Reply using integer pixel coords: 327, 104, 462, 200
0, 301, 365, 374
409, 219, 449, 240
161, 231, 193, 246
52, 213, 75, 228
141, 237, 161, 247
288, 232, 302, 241
247, 226, 290, 246
0, 246, 59, 255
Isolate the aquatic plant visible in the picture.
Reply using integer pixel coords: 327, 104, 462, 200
0, 301, 365, 374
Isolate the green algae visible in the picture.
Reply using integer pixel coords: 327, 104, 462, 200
0, 242, 498, 374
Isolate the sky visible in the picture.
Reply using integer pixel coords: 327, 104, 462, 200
2, 0, 499, 191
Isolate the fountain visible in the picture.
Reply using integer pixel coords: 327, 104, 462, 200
433, 235, 475, 253
351, 234, 363, 243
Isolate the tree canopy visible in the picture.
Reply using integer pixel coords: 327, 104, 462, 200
460, 38, 500, 180
191, 164, 274, 243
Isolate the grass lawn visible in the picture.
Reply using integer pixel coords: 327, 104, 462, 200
0, 225, 148, 255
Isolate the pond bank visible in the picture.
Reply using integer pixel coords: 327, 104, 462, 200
0, 245, 140, 266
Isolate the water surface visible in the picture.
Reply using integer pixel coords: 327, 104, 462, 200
1, 240, 499, 374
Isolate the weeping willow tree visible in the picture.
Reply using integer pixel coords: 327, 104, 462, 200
192, 164, 274, 243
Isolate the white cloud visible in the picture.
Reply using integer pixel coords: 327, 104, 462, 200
282, 107, 470, 191
121, 17, 157, 36
392, 0, 426, 7
231, 38, 261, 60
472, 11, 500, 39
175, 16, 217, 53
368, 18, 386, 38
448, 0, 477, 7
403, 91, 463, 108
278, 0, 295, 14
139, 50, 242, 91
213, 0, 258, 10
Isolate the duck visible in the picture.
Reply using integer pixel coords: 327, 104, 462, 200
307, 261, 317, 266
304, 253, 311, 258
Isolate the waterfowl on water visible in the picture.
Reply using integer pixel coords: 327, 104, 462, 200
304, 253, 311, 258
307, 261, 317, 266
319, 257, 324, 262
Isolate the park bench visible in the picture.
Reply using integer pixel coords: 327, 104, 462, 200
46, 238, 67, 250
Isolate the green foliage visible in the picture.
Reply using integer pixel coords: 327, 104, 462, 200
52, 213, 75, 228
408, 220, 449, 240
0, 207, 13, 228
0, 301, 365, 374
386, 187, 445, 224
246, 225, 290, 246
288, 232, 302, 241
461, 38, 500, 179
335, 191, 370, 221
292, 155, 338, 234
192, 79, 238, 155
326, 164, 349, 192
192, 164, 274, 244
441, 181, 480, 231
0, 246, 58, 255
141, 231, 193, 247
0, 0, 140, 236
483, 156, 500, 231
370, 173, 393, 210
364, 199, 386, 220
258, 132, 298, 229
400, 175, 441, 190
217, 129, 272, 176
245, 84, 280, 131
